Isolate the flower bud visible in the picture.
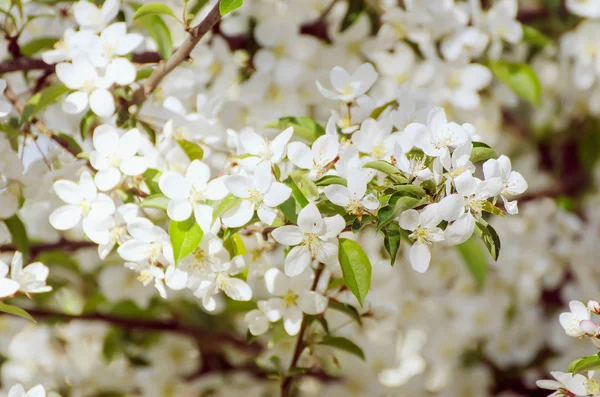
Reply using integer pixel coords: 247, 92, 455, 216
580, 319, 599, 336
588, 300, 600, 315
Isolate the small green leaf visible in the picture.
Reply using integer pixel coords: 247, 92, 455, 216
339, 0, 365, 32
213, 195, 241, 221
290, 172, 318, 201
143, 169, 162, 195
522, 25, 553, 48
470, 142, 498, 163
169, 217, 203, 264
377, 195, 426, 231
265, 116, 324, 142
338, 238, 371, 306
223, 233, 246, 257
20, 37, 59, 57
219, 0, 243, 16
55, 133, 82, 155
177, 139, 204, 161
370, 100, 397, 120
79, 110, 97, 141
383, 221, 402, 267
279, 196, 299, 224
482, 201, 505, 217
133, 2, 177, 20
488, 61, 541, 106
473, 219, 501, 261
457, 237, 488, 288
315, 175, 347, 187
567, 355, 600, 374
328, 300, 362, 326
20, 83, 69, 125
140, 194, 170, 210
285, 177, 309, 208
363, 160, 400, 176
0, 302, 36, 323
393, 184, 426, 197
5, 215, 29, 258
136, 68, 154, 81
319, 335, 365, 361
134, 8, 173, 60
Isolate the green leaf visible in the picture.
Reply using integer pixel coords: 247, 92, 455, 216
279, 196, 298, 224
213, 194, 242, 221
135, 12, 173, 59
315, 175, 347, 187
55, 133, 82, 155
219, 0, 243, 16
370, 100, 397, 120
140, 194, 170, 210
133, 2, 177, 20
473, 219, 501, 261
339, 0, 365, 32
328, 300, 362, 326
488, 61, 541, 106
0, 122, 21, 150
285, 177, 309, 208
383, 221, 402, 267
338, 238, 371, 306
79, 110, 97, 141
393, 184, 426, 197
482, 201, 505, 217
290, 172, 318, 201
169, 217, 203, 264
319, 335, 365, 361
223, 233, 246, 257
377, 195, 426, 231
522, 25, 553, 48
143, 169, 162, 195
567, 355, 600, 374
5, 215, 29, 258
177, 139, 204, 161
363, 160, 400, 176
20, 83, 69, 125
265, 116, 324, 142
457, 237, 488, 288
0, 302, 36, 323
136, 68, 154, 81
20, 37, 59, 56
470, 142, 498, 163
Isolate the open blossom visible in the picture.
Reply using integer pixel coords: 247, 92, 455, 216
537, 371, 590, 397
49, 171, 116, 233
159, 160, 228, 231
117, 217, 173, 265
352, 118, 396, 160
239, 127, 294, 166
287, 134, 339, 180
89, 125, 148, 191
483, 155, 528, 215
559, 300, 591, 338
324, 172, 378, 217
5, 384, 47, 397
399, 204, 445, 273
316, 63, 378, 102
73, 0, 119, 31
259, 268, 328, 335
223, 161, 291, 227
0, 252, 51, 298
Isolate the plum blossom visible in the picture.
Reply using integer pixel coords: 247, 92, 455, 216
271, 203, 345, 276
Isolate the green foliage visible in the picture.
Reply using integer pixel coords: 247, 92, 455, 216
567, 354, 600, 374
488, 61, 541, 106
265, 116, 324, 142
140, 194, 170, 210
328, 300, 362, 326
370, 100, 396, 119
79, 110, 97, 141
219, 0, 243, 16
473, 219, 501, 261
20, 37, 59, 56
377, 195, 426, 230
319, 335, 365, 361
131, 2, 173, 60
315, 175, 347, 187
470, 142, 498, 163
170, 217, 204, 264
223, 233, 246, 257
340, 0, 365, 32
213, 195, 242, 221
20, 83, 69, 125
522, 25, 553, 48
338, 238, 372, 306
5, 215, 29, 258
143, 169, 162, 195
177, 139, 204, 161
132, 3, 177, 21
0, 302, 36, 323
383, 221, 402, 267
457, 237, 488, 288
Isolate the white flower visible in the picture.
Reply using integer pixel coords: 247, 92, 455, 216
117, 217, 173, 265
159, 160, 228, 231
56, 59, 115, 117
411, 107, 470, 167
86, 203, 139, 259
73, 0, 119, 31
399, 204, 444, 273
124, 261, 169, 299
352, 118, 396, 160
559, 300, 591, 338
271, 203, 345, 277
41, 28, 98, 64
566, 0, 600, 18
287, 134, 339, 180
90, 125, 148, 191
8, 252, 51, 295
393, 144, 433, 183
0, 79, 12, 118
441, 27, 488, 61
260, 268, 328, 335
89, 22, 143, 85
239, 127, 294, 166
486, 0, 523, 44
438, 173, 502, 245
0, 258, 20, 298
324, 172, 378, 216
223, 161, 291, 227
6, 384, 47, 397
49, 171, 116, 232
316, 63, 378, 102
432, 142, 475, 191
536, 371, 588, 397
245, 304, 270, 336
483, 155, 528, 215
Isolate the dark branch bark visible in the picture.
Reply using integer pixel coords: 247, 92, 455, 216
0, 238, 97, 256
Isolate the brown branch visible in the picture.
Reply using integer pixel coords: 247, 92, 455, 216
281, 263, 325, 396
16, 307, 260, 352
0, 238, 97, 256
0, 52, 161, 75
128, 2, 223, 106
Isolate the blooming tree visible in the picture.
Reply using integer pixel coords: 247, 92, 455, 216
0, 0, 599, 396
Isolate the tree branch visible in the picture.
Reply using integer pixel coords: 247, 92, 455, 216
128, 1, 223, 106
0, 238, 97, 256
